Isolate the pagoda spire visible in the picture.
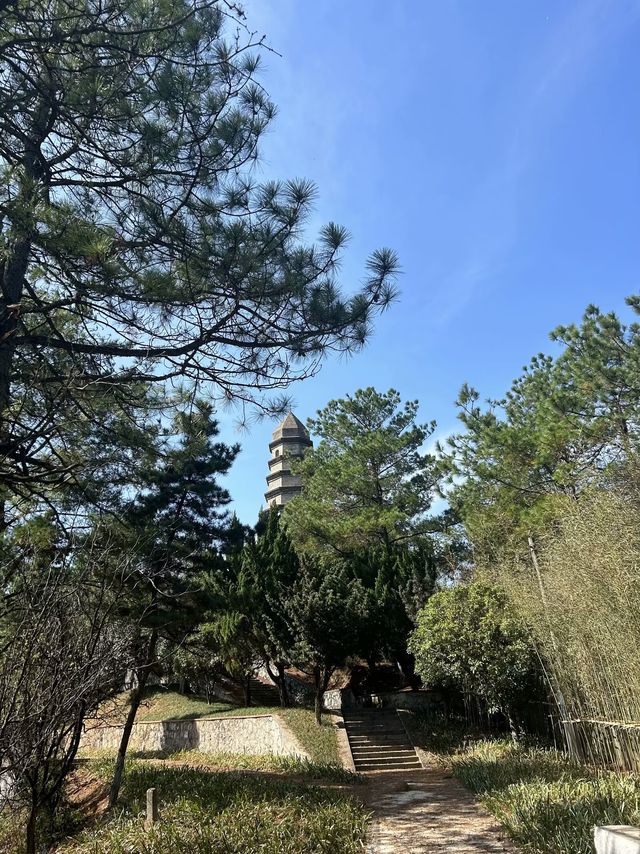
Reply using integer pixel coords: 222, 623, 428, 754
264, 413, 312, 507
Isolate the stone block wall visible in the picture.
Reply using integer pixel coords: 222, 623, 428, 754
81, 714, 308, 758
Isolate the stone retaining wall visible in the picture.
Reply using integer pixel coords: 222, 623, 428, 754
370, 690, 444, 712
81, 714, 308, 758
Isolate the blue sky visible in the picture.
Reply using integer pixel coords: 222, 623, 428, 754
218, 0, 640, 524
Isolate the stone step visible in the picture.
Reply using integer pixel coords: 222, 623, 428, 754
344, 712, 397, 722
351, 745, 416, 753
348, 725, 406, 730
347, 728, 408, 736
350, 744, 413, 751
352, 747, 416, 753
344, 708, 421, 774
354, 761, 422, 771
348, 729, 407, 736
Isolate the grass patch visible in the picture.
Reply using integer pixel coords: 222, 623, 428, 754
454, 741, 640, 854
59, 759, 368, 854
277, 708, 341, 765
407, 714, 640, 854
159, 750, 361, 784
104, 687, 236, 722
0, 808, 24, 854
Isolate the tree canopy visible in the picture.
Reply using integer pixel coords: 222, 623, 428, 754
287, 555, 370, 724
409, 582, 540, 733
0, 0, 398, 509
284, 387, 438, 553
442, 299, 640, 560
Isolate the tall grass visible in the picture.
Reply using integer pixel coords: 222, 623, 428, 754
59, 759, 368, 854
450, 739, 640, 854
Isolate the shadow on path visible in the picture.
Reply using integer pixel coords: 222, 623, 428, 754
359, 766, 517, 854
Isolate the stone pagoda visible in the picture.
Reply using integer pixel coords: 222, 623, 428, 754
264, 413, 312, 507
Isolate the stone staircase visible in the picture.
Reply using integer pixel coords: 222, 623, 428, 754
215, 672, 281, 708
343, 709, 422, 773
248, 673, 281, 706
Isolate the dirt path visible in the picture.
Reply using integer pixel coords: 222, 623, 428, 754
359, 766, 517, 854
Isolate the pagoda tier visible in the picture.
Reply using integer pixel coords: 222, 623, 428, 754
264, 413, 312, 507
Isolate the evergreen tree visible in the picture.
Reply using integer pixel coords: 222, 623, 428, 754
443, 297, 640, 562
243, 508, 301, 706
284, 388, 439, 552
108, 401, 238, 807
199, 543, 261, 708
287, 557, 370, 725
350, 541, 439, 683
283, 387, 447, 680
0, 0, 398, 506
199, 508, 300, 707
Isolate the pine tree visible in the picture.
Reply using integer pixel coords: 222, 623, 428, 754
444, 297, 640, 561
0, 1, 398, 506
108, 401, 238, 807
244, 508, 301, 706
287, 557, 370, 725
285, 388, 438, 552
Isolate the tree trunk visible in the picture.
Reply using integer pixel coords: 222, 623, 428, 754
0, 101, 48, 530
396, 650, 419, 690
265, 660, 290, 708
108, 631, 157, 809
276, 661, 290, 707
243, 673, 252, 707
313, 665, 330, 726
463, 692, 473, 728
505, 707, 520, 742
25, 800, 37, 854
366, 656, 376, 689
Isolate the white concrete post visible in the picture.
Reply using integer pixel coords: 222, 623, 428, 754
594, 826, 640, 854
145, 787, 158, 829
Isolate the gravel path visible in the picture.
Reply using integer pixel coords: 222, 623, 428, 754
360, 766, 517, 854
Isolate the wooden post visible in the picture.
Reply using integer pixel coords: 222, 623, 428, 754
145, 787, 158, 829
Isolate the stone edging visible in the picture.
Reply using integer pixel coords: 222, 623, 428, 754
335, 714, 356, 772
397, 709, 427, 769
